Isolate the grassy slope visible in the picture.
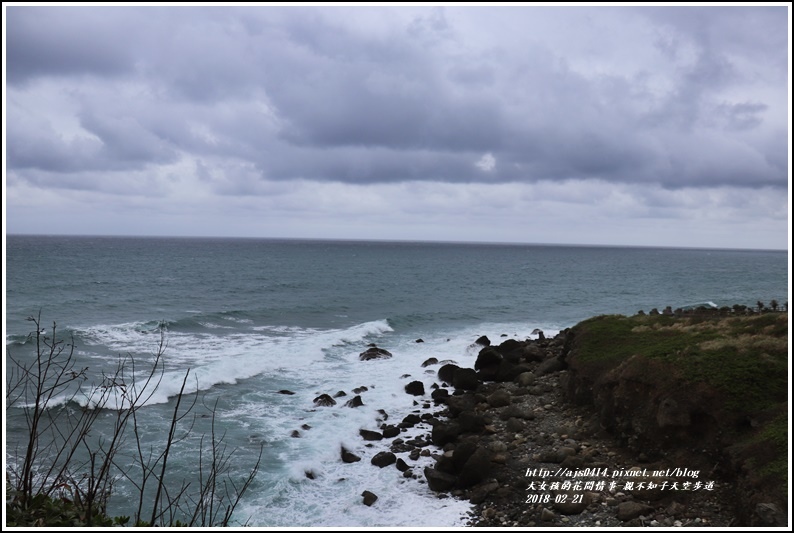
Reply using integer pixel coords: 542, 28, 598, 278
568, 312, 789, 515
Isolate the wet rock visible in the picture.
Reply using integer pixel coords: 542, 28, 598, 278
352, 386, 369, 394
438, 363, 460, 384
290, 430, 301, 438
415, 338, 425, 343
400, 414, 421, 428
452, 368, 480, 391
381, 425, 400, 438
359, 429, 383, 441
344, 395, 364, 408
341, 447, 361, 463
475, 335, 491, 346
431, 388, 450, 402
405, 380, 425, 396
432, 422, 461, 446
362, 490, 378, 506
313, 394, 336, 407
395, 458, 410, 472
424, 466, 457, 492
469, 481, 499, 505
333, 390, 347, 398
371, 451, 397, 468
421, 357, 437, 366
359, 347, 392, 361
278, 389, 295, 395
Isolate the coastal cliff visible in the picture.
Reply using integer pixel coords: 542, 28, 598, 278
374, 310, 788, 527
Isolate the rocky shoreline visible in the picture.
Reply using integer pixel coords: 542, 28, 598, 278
302, 314, 787, 527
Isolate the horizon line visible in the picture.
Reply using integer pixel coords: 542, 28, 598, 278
4, 232, 788, 253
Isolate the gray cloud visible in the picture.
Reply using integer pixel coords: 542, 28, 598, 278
4, 6, 789, 249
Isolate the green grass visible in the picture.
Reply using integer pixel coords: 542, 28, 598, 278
571, 312, 788, 413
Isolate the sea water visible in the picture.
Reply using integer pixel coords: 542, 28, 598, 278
4, 236, 788, 526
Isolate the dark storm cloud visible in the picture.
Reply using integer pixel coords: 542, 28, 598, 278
5, 5, 789, 192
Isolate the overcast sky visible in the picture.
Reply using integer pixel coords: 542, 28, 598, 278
3, 5, 790, 249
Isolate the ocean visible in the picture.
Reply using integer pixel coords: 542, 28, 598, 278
4, 235, 789, 527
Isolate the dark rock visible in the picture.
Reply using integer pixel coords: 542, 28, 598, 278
359, 429, 383, 441
359, 347, 393, 361
371, 451, 397, 468
475, 347, 503, 370
445, 394, 478, 417
301, 424, 312, 430
452, 368, 479, 391
487, 390, 511, 407
352, 386, 369, 394
421, 357, 438, 367
305, 470, 316, 480
536, 356, 566, 375
415, 338, 425, 343
344, 395, 364, 408
400, 373, 411, 379
617, 501, 655, 521
475, 335, 491, 346
381, 425, 400, 438
313, 394, 336, 407
400, 414, 421, 428
333, 390, 347, 398
376, 408, 387, 420
290, 430, 301, 438
516, 372, 536, 387
341, 447, 361, 463
405, 380, 425, 396
395, 458, 410, 472
278, 389, 295, 395
457, 447, 491, 488
424, 466, 457, 492
361, 490, 378, 506
438, 363, 460, 384
457, 411, 486, 433
469, 481, 499, 505
431, 422, 461, 446
431, 388, 450, 402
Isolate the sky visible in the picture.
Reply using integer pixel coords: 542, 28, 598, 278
3, 4, 791, 250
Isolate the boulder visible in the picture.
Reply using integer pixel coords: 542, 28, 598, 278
405, 380, 425, 396
424, 466, 457, 492
341, 447, 361, 463
352, 386, 369, 394
431, 388, 449, 402
400, 414, 421, 428
361, 490, 378, 506
487, 390, 511, 408
457, 447, 492, 488
617, 501, 655, 521
313, 394, 336, 407
395, 458, 410, 472
437, 363, 460, 384
333, 390, 347, 397
475, 335, 491, 346
421, 357, 438, 367
344, 395, 364, 408
381, 425, 400, 438
431, 422, 461, 446
516, 372, 536, 387
359, 429, 383, 441
359, 347, 392, 361
475, 347, 503, 370
371, 451, 397, 468
452, 368, 479, 391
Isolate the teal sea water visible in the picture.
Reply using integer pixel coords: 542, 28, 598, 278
4, 236, 789, 526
